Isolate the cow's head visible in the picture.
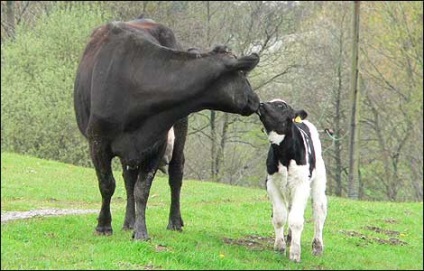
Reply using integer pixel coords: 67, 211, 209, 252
201, 46, 260, 116
257, 99, 307, 143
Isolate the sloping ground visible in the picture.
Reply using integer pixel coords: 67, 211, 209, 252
1, 152, 423, 270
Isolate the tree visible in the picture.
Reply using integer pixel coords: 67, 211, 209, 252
290, 1, 353, 197
177, 1, 301, 183
359, 1, 423, 201
2, 1, 421, 201
6, 1, 15, 39
348, 0, 361, 199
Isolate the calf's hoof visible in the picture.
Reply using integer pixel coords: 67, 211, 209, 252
312, 238, 323, 256
273, 238, 286, 254
289, 252, 301, 263
289, 244, 301, 263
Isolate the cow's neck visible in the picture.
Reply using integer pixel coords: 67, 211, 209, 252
133, 50, 224, 102
147, 103, 197, 134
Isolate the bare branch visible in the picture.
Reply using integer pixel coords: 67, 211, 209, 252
254, 64, 299, 91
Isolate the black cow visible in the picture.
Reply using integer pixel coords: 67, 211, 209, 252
257, 99, 328, 262
73, 17, 260, 241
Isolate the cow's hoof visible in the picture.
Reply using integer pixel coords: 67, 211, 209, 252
132, 231, 150, 241
312, 238, 323, 256
95, 226, 113, 236
167, 218, 184, 231
122, 221, 134, 231
122, 225, 133, 231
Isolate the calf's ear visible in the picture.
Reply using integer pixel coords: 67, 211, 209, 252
295, 109, 308, 120
228, 53, 260, 72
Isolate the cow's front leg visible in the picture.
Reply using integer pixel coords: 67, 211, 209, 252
90, 140, 115, 235
120, 159, 138, 230
266, 175, 288, 254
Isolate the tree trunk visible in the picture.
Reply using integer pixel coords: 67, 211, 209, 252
348, 0, 361, 199
334, 23, 344, 197
6, 1, 15, 39
142, 1, 149, 13
205, 1, 218, 180
210, 111, 217, 179
215, 113, 229, 178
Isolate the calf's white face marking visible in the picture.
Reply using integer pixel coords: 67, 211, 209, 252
268, 131, 285, 145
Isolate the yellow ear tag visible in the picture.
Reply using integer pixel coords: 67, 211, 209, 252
294, 116, 302, 123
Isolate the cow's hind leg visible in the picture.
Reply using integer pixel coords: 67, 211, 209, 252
167, 155, 185, 231
133, 155, 162, 241
167, 118, 187, 231
90, 140, 115, 235
311, 160, 328, 256
120, 159, 137, 230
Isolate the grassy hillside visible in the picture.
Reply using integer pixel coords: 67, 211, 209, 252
1, 152, 423, 270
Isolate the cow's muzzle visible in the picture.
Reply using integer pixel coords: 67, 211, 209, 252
256, 102, 265, 117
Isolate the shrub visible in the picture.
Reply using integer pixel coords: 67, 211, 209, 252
1, 3, 112, 167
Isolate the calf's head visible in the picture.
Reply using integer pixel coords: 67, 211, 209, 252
257, 99, 307, 143
202, 46, 260, 116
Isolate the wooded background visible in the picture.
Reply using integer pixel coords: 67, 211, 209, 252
1, 1, 422, 202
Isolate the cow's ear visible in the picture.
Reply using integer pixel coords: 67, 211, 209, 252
228, 53, 260, 72
295, 109, 308, 120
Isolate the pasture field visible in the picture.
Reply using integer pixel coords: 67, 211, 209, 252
1, 152, 423, 270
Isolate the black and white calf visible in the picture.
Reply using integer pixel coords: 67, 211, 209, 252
257, 99, 328, 263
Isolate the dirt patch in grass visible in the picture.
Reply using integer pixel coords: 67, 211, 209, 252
364, 226, 400, 236
383, 218, 398, 224
223, 234, 274, 250
340, 225, 408, 246
116, 261, 161, 270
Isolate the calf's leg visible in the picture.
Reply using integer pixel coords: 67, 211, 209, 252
266, 176, 289, 254
311, 159, 328, 256
288, 181, 310, 262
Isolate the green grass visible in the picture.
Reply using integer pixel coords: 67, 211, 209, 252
1, 152, 423, 270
